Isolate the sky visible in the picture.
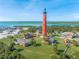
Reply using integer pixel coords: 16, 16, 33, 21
0, 0, 79, 21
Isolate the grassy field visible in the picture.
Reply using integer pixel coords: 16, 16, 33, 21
0, 33, 79, 59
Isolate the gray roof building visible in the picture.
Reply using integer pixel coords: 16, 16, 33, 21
15, 38, 31, 47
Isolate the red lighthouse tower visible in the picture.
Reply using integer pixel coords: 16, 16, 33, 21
42, 8, 47, 36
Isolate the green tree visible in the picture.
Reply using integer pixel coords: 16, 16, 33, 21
8, 43, 15, 51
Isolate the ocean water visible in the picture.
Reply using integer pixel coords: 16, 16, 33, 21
0, 21, 79, 27
0, 21, 42, 27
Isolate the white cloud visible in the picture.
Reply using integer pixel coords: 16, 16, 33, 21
74, 15, 79, 19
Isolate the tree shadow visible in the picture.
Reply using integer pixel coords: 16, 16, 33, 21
34, 43, 42, 47
57, 49, 64, 55
17, 49, 24, 52
58, 49, 64, 52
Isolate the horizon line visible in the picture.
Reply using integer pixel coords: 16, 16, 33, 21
0, 21, 79, 22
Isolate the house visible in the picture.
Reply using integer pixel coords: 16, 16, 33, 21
76, 39, 79, 46
47, 36, 59, 45
36, 28, 41, 36
72, 38, 79, 46
15, 38, 31, 47
72, 34, 79, 38
24, 33, 33, 39
61, 32, 74, 39
36, 29, 40, 36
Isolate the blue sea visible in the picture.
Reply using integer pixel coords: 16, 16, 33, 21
0, 21, 79, 27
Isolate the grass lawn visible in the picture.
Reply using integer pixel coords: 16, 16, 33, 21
18, 45, 53, 59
